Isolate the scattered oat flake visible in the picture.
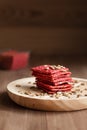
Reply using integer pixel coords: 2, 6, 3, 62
33, 82, 36, 84
28, 82, 31, 84
74, 82, 82, 87
81, 82, 85, 85
24, 92, 29, 95
16, 84, 21, 87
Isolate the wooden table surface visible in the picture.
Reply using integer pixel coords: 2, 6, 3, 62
0, 56, 87, 130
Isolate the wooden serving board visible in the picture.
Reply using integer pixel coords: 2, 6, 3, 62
7, 77, 87, 111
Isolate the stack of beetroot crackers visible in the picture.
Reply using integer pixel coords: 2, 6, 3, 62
31, 65, 73, 94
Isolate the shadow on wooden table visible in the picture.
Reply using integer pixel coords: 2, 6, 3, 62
0, 92, 58, 113
0, 92, 66, 115
0, 92, 28, 112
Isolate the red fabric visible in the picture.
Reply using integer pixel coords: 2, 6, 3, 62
0, 50, 29, 70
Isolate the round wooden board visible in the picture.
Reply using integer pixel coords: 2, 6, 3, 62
7, 77, 87, 111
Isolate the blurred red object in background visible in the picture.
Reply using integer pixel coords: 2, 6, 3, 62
0, 50, 30, 70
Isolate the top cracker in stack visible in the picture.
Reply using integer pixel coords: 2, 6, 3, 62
31, 65, 73, 94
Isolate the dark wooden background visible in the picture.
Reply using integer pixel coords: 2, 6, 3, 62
0, 0, 87, 55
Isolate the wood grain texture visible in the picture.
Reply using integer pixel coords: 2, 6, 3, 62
0, 1, 86, 55
0, 0, 86, 27
0, 56, 87, 130
0, 27, 87, 55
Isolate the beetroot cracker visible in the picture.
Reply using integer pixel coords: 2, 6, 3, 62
37, 81, 72, 89
31, 65, 73, 94
32, 65, 69, 75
